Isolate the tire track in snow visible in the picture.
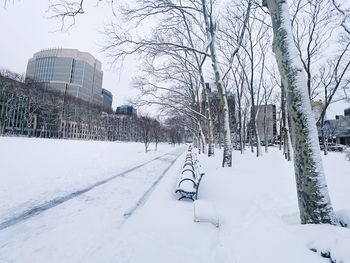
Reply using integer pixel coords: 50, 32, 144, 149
121, 151, 183, 223
0, 149, 183, 231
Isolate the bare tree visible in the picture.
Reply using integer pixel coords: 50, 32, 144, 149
138, 114, 153, 152
290, 0, 337, 99
232, 9, 270, 157
331, 0, 350, 36
151, 119, 162, 151
263, 0, 338, 225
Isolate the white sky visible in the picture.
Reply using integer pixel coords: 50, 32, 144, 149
0, 0, 348, 117
0, 0, 138, 109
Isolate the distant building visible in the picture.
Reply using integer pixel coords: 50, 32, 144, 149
116, 105, 137, 116
311, 100, 325, 121
102, 88, 113, 112
204, 83, 235, 143
26, 48, 103, 106
0, 73, 143, 141
323, 114, 350, 145
256, 104, 277, 142
344, 107, 350, 117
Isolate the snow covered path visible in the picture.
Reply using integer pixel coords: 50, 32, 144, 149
0, 151, 178, 231
0, 138, 185, 262
0, 138, 184, 220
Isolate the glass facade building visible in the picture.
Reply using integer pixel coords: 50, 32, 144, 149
26, 49, 103, 105
116, 105, 137, 116
102, 88, 113, 111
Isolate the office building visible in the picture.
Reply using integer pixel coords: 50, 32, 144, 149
26, 48, 103, 105
323, 114, 350, 145
116, 105, 137, 116
102, 88, 113, 111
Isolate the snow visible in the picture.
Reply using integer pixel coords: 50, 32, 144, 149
0, 137, 179, 221
338, 209, 350, 226
194, 200, 219, 227
0, 138, 349, 262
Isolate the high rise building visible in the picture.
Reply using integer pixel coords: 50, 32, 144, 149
26, 48, 103, 105
102, 88, 113, 111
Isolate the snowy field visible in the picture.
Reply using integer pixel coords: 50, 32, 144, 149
0, 137, 182, 221
0, 137, 349, 263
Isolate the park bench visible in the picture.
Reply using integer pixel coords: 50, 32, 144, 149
175, 151, 205, 201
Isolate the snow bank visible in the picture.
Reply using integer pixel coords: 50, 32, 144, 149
338, 209, 350, 227
197, 147, 350, 263
194, 200, 219, 227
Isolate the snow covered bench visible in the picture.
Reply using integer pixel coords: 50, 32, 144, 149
175, 152, 204, 201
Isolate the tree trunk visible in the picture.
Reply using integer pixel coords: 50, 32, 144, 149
197, 121, 206, 155
279, 110, 283, 151
201, 80, 214, 157
253, 106, 262, 157
249, 123, 254, 153
263, 103, 268, 153
202, 0, 232, 167
320, 116, 328, 156
200, 124, 206, 154
243, 109, 247, 151
236, 85, 244, 154
263, 0, 338, 225
281, 82, 291, 161
196, 120, 202, 155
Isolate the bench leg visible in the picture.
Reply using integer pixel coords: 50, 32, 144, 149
179, 196, 195, 202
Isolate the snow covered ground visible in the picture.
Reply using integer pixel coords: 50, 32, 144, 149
0, 137, 180, 221
0, 137, 349, 262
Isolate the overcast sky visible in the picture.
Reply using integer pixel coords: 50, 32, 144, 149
0, 0, 138, 109
0, 1, 348, 116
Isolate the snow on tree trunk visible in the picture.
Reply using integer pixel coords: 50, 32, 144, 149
264, 107, 269, 153
254, 107, 262, 157
255, 127, 262, 156
198, 121, 206, 155
211, 52, 232, 166
281, 82, 291, 161
263, 0, 338, 225
202, 0, 232, 167
197, 131, 201, 154
192, 132, 198, 148
236, 91, 244, 154
320, 117, 328, 156
201, 76, 215, 157
205, 105, 215, 156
